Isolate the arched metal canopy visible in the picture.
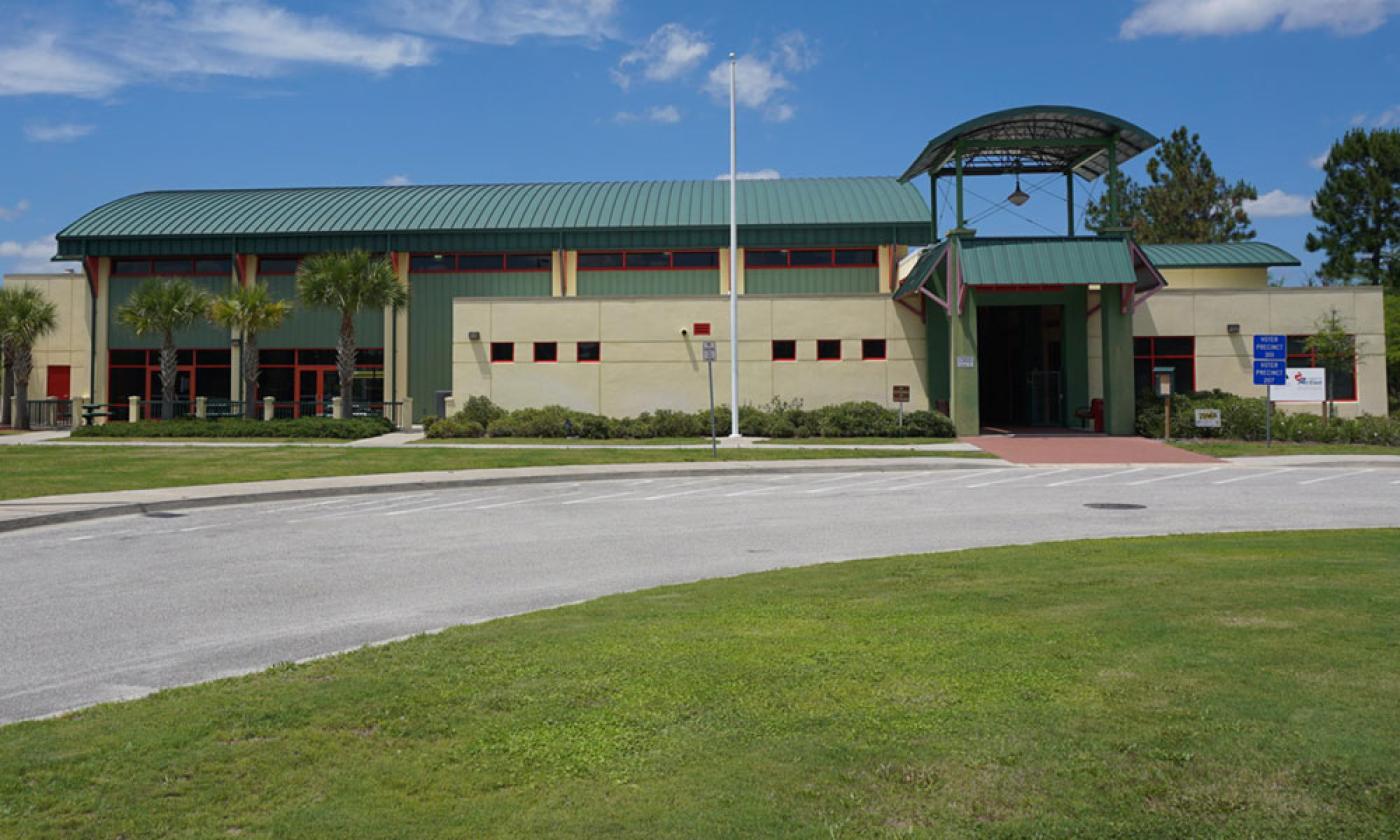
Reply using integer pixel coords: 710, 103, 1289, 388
898, 105, 1158, 183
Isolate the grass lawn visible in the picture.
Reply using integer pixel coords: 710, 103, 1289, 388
1174, 439, 1400, 457
2, 530, 1397, 838
0, 445, 983, 501
755, 436, 958, 446
411, 436, 717, 446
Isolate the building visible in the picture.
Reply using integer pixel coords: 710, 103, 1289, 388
9, 106, 1387, 430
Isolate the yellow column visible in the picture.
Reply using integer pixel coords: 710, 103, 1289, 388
719, 248, 731, 295
387, 253, 411, 402
564, 251, 578, 297
551, 249, 564, 296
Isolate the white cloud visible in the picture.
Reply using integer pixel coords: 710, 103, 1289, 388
0, 33, 124, 97
613, 23, 710, 89
716, 169, 781, 181
1120, 0, 1394, 38
391, 0, 618, 45
0, 200, 30, 222
1243, 189, 1313, 218
614, 104, 681, 124
383, 175, 413, 186
703, 32, 816, 122
1308, 151, 1329, 169
1376, 105, 1400, 127
23, 121, 94, 142
0, 235, 59, 274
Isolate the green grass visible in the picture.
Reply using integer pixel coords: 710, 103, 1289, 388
2, 530, 1397, 838
755, 436, 958, 446
0, 445, 972, 501
412, 436, 717, 446
1174, 440, 1400, 457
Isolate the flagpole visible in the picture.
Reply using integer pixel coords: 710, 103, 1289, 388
728, 51, 741, 438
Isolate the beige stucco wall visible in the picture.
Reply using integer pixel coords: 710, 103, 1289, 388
3, 272, 93, 399
1118, 286, 1387, 417
451, 296, 927, 416
1155, 266, 1268, 289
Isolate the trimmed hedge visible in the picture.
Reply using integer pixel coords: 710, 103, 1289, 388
1136, 390, 1400, 444
71, 416, 394, 440
425, 397, 957, 440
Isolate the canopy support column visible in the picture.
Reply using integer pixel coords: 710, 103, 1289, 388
1099, 283, 1135, 434
1065, 172, 1075, 236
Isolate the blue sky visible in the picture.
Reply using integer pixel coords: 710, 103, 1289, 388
1, 0, 1396, 283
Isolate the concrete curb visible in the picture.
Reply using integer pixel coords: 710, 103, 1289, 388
0, 458, 1006, 535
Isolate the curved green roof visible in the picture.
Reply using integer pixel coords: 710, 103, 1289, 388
58, 177, 928, 239
898, 105, 1158, 183
1140, 242, 1300, 268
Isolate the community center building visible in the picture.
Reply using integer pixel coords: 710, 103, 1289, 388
9, 106, 1388, 433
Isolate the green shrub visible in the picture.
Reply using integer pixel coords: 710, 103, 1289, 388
814, 402, 897, 437
458, 395, 506, 428
901, 410, 957, 438
419, 415, 441, 435
1135, 390, 1400, 444
425, 416, 484, 439
71, 416, 392, 440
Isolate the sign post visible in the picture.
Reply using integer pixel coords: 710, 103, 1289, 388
703, 341, 718, 456
892, 384, 910, 431
1253, 335, 1286, 448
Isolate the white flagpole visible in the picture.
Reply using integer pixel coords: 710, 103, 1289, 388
728, 51, 741, 438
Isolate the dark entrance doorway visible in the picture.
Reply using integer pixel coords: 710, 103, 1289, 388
977, 304, 1065, 428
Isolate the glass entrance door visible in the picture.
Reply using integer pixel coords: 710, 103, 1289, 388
145, 367, 194, 418
295, 368, 338, 416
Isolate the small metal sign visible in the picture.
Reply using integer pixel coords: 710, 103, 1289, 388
892, 385, 910, 403
1194, 408, 1222, 428
1252, 359, 1287, 386
955, 355, 975, 369
701, 340, 717, 362
1253, 334, 1286, 361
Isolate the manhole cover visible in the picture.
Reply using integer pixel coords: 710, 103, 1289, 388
1084, 503, 1146, 511
144, 511, 185, 519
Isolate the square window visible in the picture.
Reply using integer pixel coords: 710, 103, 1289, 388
816, 339, 842, 361
772, 339, 796, 361
534, 342, 558, 363
490, 342, 514, 363
577, 341, 601, 363
861, 339, 887, 360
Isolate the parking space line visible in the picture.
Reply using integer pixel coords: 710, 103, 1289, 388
805, 475, 914, 494
288, 494, 438, 523
1046, 467, 1145, 487
878, 470, 1010, 491
1298, 469, 1373, 486
1213, 467, 1294, 485
965, 468, 1067, 488
1124, 466, 1221, 486
383, 494, 506, 515
561, 491, 638, 505
475, 488, 583, 510
641, 478, 723, 501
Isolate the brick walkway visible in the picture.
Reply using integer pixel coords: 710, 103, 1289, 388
966, 434, 1218, 464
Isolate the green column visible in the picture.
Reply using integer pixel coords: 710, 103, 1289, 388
925, 258, 950, 413
950, 289, 979, 434
1099, 285, 1135, 435
1063, 287, 1089, 425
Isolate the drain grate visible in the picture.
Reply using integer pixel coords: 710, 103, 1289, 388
1084, 503, 1146, 511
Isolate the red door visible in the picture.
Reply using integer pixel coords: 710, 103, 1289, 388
46, 366, 71, 399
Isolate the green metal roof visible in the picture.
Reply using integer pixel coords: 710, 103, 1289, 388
899, 105, 1158, 183
958, 237, 1139, 287
1140, 242, 1300, 268
891, 243, 946, 299
58, 177, 927, 241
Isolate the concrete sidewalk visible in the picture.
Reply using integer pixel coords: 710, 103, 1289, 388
0, 456, 1005, 533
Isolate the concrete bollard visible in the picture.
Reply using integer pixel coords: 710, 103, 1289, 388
401, 396, 414, 431
195, 396, 208, 419
71, 397, 84, 429
263, 396, 275, 422
9, 397, 18, 426
443, 396, 457, 417
331, 396, 344, 420
128, 395, 140, 423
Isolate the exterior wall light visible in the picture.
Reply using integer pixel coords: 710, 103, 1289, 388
1227, 323, 1241, 334
468, 331, 481, 341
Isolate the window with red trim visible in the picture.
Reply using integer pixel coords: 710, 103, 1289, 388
577, 341, 601, 362
1288, 335, 1357, 400
534, 342, 558, 363
490, 342, 515, 363
576, 250, 719, 270
409, 253, 551, 273
772, 340, 796, 361
745, 248, 878, 269
257, 257, 301, 275
861, 339, 887, 361
816, 339, 842, 361
1133, 336, 1195, 395
111, 257, 233, 276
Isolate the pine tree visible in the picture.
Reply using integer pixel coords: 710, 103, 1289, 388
1305, 128, 1400, 287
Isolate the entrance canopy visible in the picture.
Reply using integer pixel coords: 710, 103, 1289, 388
898, 105, 1158, 182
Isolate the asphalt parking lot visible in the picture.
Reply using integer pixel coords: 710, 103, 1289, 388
3, 463, 1398, 723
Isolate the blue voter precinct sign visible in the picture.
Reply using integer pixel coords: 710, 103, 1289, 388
1253, 334, 1286, 360
1253, 359, 1287, 386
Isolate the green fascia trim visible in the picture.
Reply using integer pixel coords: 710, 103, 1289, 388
1139, 242, 1301, 268
256, 276, 385, 349
107, 275, 233, 349
56, 224, 933, 260
576, 269, 718, 297
899, 105, 1158, 183
745, 267, 880, 296
959, 237, 1138, 287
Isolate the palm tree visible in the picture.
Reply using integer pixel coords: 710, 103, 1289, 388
209, 283, 292, 418
296, 250, 406, 413
116, 278, 212, 420
0, 286, 59, 430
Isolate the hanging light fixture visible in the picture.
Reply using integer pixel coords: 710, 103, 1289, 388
1007, 171, 1030, 207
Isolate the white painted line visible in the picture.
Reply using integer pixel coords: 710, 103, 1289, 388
177, 524, 218, 533
264, 497, 355, 514
965, 468, 1067, 488
66, 535, 97, 542
561, 491, 638, 505
382, 494, 506, 516
1046, 467, 1146, 487
475, 488, 583, 510
1213, 468, 1294, 485
805, 475, 915, 494
1124, 466, 1222, 486
1297, 469, 1373, 486
878, 470, 1010, 492
640, 478, 723, 501
803, 472, 867, 485
724, 484, 783, 497
287, 493, 439, 523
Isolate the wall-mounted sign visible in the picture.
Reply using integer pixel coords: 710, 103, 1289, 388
693, 322, 712, 336
1274, 367, 1327, 402
955, 355, 975, 369
1194, 408, 1222, 428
